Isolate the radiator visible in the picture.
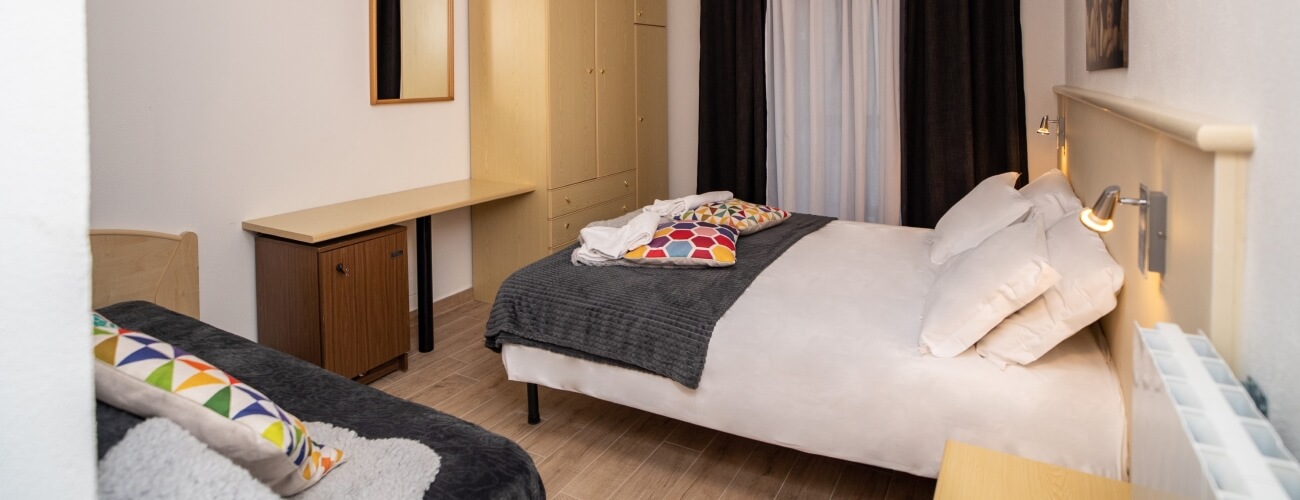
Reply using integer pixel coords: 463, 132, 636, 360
1132, 323, 1299, 499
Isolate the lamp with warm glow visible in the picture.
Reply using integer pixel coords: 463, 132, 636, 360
1080, 184, 1168, 274
1037, 115, 1059, 135
1080, 185, 1120, 232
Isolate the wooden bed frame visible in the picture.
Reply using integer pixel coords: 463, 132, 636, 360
90, 229, 200, 318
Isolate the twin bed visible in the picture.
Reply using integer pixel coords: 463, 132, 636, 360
90, 231, 544, 499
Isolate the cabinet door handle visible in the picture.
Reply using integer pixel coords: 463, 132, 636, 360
638, 10, 644, 17
587, 67, 593, 74
624, 181, 629, 187
336, 263, 350, 277
564, 223, 571, 229
639, 116, 645, 122
600, 68, 606, 74
564, 196, 571, 203
622, 205, 628, 211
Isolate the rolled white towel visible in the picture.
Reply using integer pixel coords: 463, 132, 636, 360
642, 191, 733, 218
571, 211, 662, 264
643, 198, 686, 218
682, 191, 733, 212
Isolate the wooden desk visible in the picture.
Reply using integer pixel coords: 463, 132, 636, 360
243, 179, 533, 353
934, 441, 1131, 500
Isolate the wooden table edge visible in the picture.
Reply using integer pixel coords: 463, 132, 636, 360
241, 179, 535, 243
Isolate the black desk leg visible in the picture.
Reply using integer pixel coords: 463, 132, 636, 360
527, 383, 540, 425
417, 215, 435, 353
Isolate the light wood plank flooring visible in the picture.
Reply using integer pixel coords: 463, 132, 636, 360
373, 299, 937, 500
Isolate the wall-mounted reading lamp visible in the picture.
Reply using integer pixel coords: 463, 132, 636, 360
1037, 115, 1059, 135
1081, 184, 1168, 275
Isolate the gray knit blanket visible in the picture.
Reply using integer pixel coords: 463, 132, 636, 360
485, 213, 835, 388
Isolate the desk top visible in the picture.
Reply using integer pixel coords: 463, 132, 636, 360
242, 179, 534, 243
934, 441, 1131, 500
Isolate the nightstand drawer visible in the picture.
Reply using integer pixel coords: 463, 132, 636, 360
549, 171, 636, 218
550, 194, 637, 248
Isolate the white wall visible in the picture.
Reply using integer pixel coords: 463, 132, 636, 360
88, 0, 473, 339
1020, 0, 1066, 179
0, 1, 98, 497
1064, 0, 1300, 452
667, 0, 702, 198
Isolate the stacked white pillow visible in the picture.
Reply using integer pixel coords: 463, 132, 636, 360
919, 217, 1061, 358
928, 172, 1033, 265
1019, 169, 1084, 225
977, 209, 1124, 367
918, 169, 1123, 362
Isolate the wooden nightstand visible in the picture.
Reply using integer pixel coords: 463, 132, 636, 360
255, 225, 410, 382
934, 441, 1131, 499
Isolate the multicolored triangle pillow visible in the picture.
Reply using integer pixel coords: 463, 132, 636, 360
92, 312, 344, 495
676, 198, 791, 235
623, 221, 737, 267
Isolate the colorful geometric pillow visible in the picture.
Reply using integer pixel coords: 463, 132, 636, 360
92, 312, 344, 495
623, 221, 738, 267
676, 198, 791, 235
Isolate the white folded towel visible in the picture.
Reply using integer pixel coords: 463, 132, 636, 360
571, 211, 662, 265
642, 191, 733, 218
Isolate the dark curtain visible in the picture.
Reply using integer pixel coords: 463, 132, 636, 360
697, 0, 768, 203
900, 0, 1028, 228
376, 0, 402, 100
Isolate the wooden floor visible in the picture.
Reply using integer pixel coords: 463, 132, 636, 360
373, 299, 937, 500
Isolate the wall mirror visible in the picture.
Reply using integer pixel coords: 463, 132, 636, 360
370, 0, 454, 104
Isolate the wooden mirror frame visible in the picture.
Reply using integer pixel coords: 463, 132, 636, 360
369, 0, 455, 104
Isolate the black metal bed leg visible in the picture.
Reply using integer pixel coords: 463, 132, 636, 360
526, 383, 540, 425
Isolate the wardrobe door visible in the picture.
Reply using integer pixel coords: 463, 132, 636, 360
635, 24, 668, 206
596, 0, 637, 177
634, 0, 666, 26
549, 0, 598, 188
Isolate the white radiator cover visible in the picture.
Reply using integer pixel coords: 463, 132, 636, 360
1133, 323, 1300, 499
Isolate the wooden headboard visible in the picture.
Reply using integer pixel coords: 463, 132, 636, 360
90, 230, 200, 318
1054, 86, 1254, 422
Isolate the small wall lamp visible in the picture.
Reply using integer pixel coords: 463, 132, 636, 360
1082, 184, 1168, 275
1037, 115, 1060, 135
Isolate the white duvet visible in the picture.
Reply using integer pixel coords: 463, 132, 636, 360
503, 220, 1126, 479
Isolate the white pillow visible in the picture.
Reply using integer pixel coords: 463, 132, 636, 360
929, 172, 1033, 264
1020, 169, 1083, 225
919, 218, 1061, 358
976, 209, 1124, 367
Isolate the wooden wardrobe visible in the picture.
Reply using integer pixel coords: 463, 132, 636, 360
469, 0, 668, 302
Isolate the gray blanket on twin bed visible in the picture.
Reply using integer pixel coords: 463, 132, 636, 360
485, 213, 836, 388
96, 301, 544, 500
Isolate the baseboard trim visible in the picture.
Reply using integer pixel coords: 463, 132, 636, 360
408, 288, 476, 318
432, 288, 475, 316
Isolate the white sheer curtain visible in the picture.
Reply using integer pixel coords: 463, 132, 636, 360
765, 0, 901, 224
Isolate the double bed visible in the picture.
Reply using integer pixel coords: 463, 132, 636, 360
487, 85, 1254, 482
496, 219, 1126, 479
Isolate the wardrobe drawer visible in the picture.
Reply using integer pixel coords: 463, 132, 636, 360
549, 170, 636, 218
550, 194, 637, 248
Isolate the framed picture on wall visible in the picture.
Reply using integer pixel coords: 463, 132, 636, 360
1086, 0, 1127, 70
